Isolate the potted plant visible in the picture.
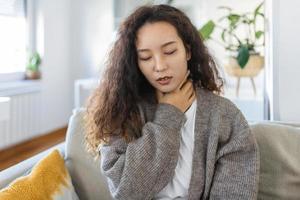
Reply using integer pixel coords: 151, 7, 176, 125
25, 52, 41, 80
199, 2, 265, 77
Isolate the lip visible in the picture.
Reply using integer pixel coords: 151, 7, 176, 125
157, 76, 172, 85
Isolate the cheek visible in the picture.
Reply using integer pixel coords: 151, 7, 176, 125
169, 55, 188, 73
169, 56, 188, 84
169, 49, 188, 66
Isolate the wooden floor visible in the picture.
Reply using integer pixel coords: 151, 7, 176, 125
0, 127, 67, 171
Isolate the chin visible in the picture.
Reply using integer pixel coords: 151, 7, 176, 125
156, 85, 176, 93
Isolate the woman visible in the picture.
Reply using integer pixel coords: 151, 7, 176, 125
85, 4, 259, 200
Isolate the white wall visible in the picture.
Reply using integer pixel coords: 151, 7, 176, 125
271, 0, 300, 122
34, 0, 114, 133
35, 0, 72, 133
69, 0, 114, 80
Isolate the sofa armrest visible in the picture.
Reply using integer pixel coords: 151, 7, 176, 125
0, 142, 65, 190
65, 108, 112, 200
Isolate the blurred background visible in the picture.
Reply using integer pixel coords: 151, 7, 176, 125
0, 0, 300, 170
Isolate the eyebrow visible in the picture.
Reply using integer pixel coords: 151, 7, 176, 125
137, 41, 177, 52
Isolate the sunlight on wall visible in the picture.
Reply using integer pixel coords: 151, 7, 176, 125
0, 16, 26, 73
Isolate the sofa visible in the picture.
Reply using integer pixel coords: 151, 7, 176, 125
0, 109, 300, 200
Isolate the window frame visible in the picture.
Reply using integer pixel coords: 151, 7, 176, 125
0, 72, 25, 82
0, 0, 31, 83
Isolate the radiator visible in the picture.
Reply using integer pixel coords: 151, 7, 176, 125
0, 92, 43, 150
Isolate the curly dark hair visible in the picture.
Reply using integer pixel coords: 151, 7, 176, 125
85, 4, 223, 156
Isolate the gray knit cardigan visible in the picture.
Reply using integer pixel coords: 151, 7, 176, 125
100, 87, 260, 200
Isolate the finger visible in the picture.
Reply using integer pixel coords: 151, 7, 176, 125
185, 82, 194, 96
176, 70, 190, 91
189, 90, 196, 100
181, 80, 193, 93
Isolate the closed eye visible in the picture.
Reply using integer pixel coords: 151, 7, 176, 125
139, 57, 151, 61
165, 50, 177, 55
139, 50, 177, 61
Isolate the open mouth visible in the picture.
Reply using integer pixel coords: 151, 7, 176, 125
157, 76, 172, 85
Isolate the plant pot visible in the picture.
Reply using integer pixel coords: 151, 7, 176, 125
25, 70, 41, 80
224, 55, 264, 77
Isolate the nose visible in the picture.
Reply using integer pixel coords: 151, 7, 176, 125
154, 55, 167, 72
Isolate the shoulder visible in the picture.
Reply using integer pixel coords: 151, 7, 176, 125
196, 87, 250, 139
196, 87, 242, 120
197, 89, 249, 133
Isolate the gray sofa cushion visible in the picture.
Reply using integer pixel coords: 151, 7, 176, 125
65, 109, 112, 200
251, 123, 300, 200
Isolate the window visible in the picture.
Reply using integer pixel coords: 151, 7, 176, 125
0, 0, 27, 81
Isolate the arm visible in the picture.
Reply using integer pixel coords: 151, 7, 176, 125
209, 111, 260, 200
100, 103, 186, 200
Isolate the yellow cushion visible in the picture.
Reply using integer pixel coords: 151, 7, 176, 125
0, 149, 79, 200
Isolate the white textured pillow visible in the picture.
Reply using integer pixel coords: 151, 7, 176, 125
0, 149, 79, 200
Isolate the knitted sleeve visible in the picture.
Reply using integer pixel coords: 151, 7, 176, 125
99, 103, 187, 200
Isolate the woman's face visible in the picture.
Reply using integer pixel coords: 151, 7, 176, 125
136, 21, 191, 93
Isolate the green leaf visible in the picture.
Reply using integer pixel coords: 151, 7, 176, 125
221, 29, 226, 42
27, 52, 41, 72
258, 13, 264, 17
237, 46, 250, 68
31, 54, 40, 65
254, 2, 264, 18
255, 31, 264, 39
228, 14, 240, 26
199, 20, 215, 41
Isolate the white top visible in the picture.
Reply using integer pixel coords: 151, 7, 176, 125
154, 99, 197, 200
